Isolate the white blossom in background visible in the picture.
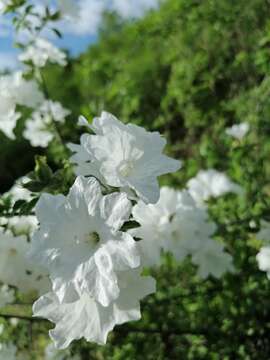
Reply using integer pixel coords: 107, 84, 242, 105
131, 186, 234, 278
256, 247, 270, 279
225, 122, 250, 140
256, 220, 270, 242
29, 176, 140, 306
191, 240, 234, 278
187, 169, 243, 206
12, 72, 44, 108
39, 100, 71, 123
69, 112, 181, 204
23, 100, 70, 147
5, 177, 32, 204
165, 193, 217, 260
33, 269, 155, 349
23, 111, 54, 148
0, 109, 20, 140
0, 72, 44, 139
0, 285, 15, 309
0, 343, 17, 359
130, 187, 183, 266
19, 38, 67, 68
0, 227, 49, 295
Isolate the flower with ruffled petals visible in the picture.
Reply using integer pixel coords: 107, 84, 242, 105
187, 169, 243, 206
19, 38, 67, 68
131, 187, 217, 267
23, 111, 54, 148
68, 112, 181, 204
29, 176, 140, 306
33, 270, 155, 349
191, 240, 234, 278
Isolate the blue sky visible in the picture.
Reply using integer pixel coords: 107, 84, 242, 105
0, 0, 159, 69
53, 34, 97, 56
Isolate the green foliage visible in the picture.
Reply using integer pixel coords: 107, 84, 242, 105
1, 0, 270, 358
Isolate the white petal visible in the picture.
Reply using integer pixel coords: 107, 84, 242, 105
33, 270, 156, 349
100, 192, 132, 232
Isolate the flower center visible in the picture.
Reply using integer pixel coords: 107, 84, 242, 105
84, 231, 100, 247
9, 248, 17, 256
118, 161, 135, 177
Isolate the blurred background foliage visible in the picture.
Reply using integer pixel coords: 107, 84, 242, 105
1, 0, 270, 358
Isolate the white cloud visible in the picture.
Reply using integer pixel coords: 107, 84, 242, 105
60, 0, 106, 35
112, 0, 159, 19
0, 52, 19, 70
58, 0, 159, 35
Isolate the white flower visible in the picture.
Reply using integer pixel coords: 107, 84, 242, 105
0, 343, 17, 360
5, 177, 32, 204
39, 100, 70, 123
69, 112, 181, 203
0, 228, 49, 295
165, 193, 217, 261
0, 109, 20, 140
12, 72, 44, 108
33, 270, 156, 349
131, 188, 217, 267
131, 187, 183, 266
225, 122, 249, 140
0, 72, 43, 139
0, 71, 43, 109
191, 240, 234, 278
29, 176, 140, 306
0, 285, 15, 309
187, 169, 243, 206
23, 111, 54, 148
19, 38, 67, 68
256, 220, 270, 243
23, 100, 70, 147
256, 246, 270, 278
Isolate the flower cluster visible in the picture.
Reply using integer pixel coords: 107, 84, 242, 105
27, 111, 182, 348
0, 72, 44, 139
23, 100, 70, 147
131, 186, 234, 278
0, 1, 249, 357
69, 111, 181, 203
19, 38, 67, 68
